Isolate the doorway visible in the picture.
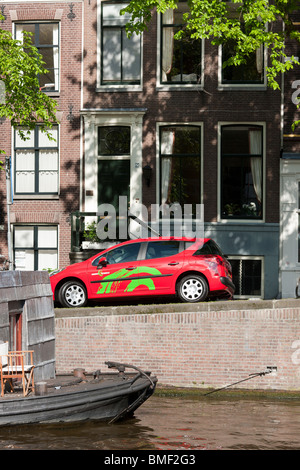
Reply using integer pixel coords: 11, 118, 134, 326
8, 301, 24, 351
98, 159, 130, 211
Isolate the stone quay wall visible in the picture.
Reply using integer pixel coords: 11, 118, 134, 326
54, 299, 300, 391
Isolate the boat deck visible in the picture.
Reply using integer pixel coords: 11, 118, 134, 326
0, 373, 139, 400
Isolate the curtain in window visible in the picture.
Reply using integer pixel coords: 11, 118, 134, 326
15, 150, 35, 193
162, 9, 174, 82
52, 24, 59, 89
39, 150, 59, 193
161, 129, 174, 204
256, 45, 263, 74
14, 226, 58, 271
249, 129, 262, 203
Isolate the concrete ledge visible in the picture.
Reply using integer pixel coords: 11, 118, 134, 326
54, 297, 300, 318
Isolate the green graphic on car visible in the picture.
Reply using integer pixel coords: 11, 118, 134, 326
97, 266, 162, 295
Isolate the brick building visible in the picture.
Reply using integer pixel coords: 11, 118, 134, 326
0, 0, 297, 299
280, 12, 300, 298
0, 0, 82, 272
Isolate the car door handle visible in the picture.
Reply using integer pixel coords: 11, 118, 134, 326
126, 266, 137, 270
168, 262, 179, 266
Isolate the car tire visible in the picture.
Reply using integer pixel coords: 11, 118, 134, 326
177, 274, 208, 303
59, 280, 88, 308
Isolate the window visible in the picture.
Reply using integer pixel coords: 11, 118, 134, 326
160, 2, 202, 85
193, 240, 224, 256
229, 257, 263, 298
100, 2, 141, 85
145, 241, 181, 259
221, 125, 263, 219
160, 125, 201, 214
15, 23, 59, 92
298, 182, 300, 263
221, 43, 264, 85
14, 125, 59, 195
92, 242, 142, 266
14, 225, 58, 271
98, 126, 130, 155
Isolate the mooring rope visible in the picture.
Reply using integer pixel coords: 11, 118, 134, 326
204, 369, 274, 396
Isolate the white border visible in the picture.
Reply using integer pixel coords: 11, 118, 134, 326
217, 121, 266, 223
155, 121, 204, 219
96, 0, 143, 92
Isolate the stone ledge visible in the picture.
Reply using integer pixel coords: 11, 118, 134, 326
54, 297, 300, 318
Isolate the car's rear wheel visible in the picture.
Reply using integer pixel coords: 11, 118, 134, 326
177, 275, 208, 302
59, 280, 87, 308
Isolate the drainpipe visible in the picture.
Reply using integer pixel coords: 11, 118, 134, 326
5, 156, 13, 270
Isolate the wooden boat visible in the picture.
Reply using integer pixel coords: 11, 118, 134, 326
0, 361, 157, 426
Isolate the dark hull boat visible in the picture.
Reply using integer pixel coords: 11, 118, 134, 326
0, 362, 157, 426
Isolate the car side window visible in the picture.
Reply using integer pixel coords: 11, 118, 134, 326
145, 241, 180, 260
103, 243, 141, 265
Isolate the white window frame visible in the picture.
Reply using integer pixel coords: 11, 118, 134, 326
218, 121, 266, 223
228, 255, 264, 299
13, 125, 60, 198
218, 44, 267, 90
156, 8, 204, 91
15, 21, 60, 93
13, 224, 59, 272
155, 122, 204, 219
96, 0, 143, 92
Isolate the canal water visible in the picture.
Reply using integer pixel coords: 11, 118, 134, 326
0, 394, 299, 451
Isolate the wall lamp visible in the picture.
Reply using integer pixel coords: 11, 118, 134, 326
143, 164, 152, 187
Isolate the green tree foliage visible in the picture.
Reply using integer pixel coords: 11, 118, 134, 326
0, 18, 58, 169
122, 0, 300, 90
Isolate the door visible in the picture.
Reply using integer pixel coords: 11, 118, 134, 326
88, 242, 142, 299
98, 160, 130, 209
9, 313, 22, 351
137, 240, 184, 295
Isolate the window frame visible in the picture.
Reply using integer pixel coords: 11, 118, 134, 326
156, 123, 203, 217
97, 0, 143, 91
14, 125, 59, 197
218, 122, 266, 223
13, 225, 59, 272
15, 21, 60, 93
218, 43, 267, 90
156, 5, 204, 90
228, 255, 264, 299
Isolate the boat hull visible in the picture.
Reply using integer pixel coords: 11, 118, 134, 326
0, 373, 157, 426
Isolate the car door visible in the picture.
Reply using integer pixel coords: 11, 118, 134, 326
136, 240, 184, 296
88, 242, 142, 299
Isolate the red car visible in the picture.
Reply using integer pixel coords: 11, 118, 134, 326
50, 237, 235, 308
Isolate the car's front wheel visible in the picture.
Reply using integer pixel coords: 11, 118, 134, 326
59, 280, 87, 308
177, 274, 208, 303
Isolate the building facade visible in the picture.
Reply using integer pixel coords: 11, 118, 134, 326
1, 0, 297, 300
280, 12, 300, 298
0, 0, 82, 273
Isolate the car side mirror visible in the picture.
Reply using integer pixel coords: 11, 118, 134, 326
97, 256, 107, 267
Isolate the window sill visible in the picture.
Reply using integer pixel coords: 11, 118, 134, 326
96, 85, 143, 93
42, 91, 60, 97
218, 218, 265, 224
157, 84, 203, 92
218, 84, 267, 91
13, 195, 60, 200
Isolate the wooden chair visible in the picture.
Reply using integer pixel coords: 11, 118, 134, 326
0, 344, 35, 397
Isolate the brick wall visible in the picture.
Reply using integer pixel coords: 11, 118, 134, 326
55, 299, 300, 391
0, 1, 82, 267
